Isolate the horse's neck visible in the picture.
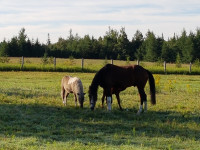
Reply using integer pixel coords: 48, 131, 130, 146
74, 80, 83, 93
91, 82, 99, 93
90, 79, 99, 96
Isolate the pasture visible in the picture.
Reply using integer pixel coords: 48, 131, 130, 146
0, 71, 200, 149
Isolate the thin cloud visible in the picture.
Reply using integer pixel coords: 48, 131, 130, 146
0, 0, 200, 43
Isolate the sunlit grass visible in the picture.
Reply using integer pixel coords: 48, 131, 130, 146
0, 72, 200, 149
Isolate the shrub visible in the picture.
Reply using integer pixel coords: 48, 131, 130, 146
193, 59, 200, 67
175, 53, 182, 68
41, 53, 49, 65
0, 56, 10, 63
126, 55, 130, 65
103, 56, 108, 66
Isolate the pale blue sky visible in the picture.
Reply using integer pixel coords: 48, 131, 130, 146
1, 0, 200, 43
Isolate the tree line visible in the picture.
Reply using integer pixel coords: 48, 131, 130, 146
0, 27, 200, 63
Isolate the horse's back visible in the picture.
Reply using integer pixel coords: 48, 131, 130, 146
61, 76, 70, 86
62, 76, 79, 84
101, 64, 148, 88
61, 76, 83, 93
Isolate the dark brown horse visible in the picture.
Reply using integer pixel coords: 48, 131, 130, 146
89, 64, 156, 114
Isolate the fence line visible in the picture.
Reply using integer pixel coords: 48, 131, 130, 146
6, 56, 196, 74
21, 56, 24, 70
54, 57, 56, 70
164, 61, 166, 73
111, 59, 113, 65
81, 58, 84, 71
189, 62, 192, 73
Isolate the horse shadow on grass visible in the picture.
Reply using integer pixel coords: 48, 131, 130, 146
0, 103, 199, 146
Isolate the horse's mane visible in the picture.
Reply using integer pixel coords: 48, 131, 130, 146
75, 79, 84, 94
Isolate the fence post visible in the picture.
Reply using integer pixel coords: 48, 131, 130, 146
21, 56, 24, 70
54, 57, 56, 70
137, 60, 140, 65
111, 59, 113, 64
164, 61, 166, 73
81, 58, 84, 71
189, 62, 192, 73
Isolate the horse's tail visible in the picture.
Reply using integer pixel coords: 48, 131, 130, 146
146, 70, 156, 105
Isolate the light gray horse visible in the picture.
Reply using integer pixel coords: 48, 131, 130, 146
61, 76, 85, 108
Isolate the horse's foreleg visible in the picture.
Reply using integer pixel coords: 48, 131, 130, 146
137, 87, 147, 115
105, 89, 112, 111
74, 93, 77, 107
64, 92, 69, 106
61, 87, 66, 106
115, 93, 123, 110
101, 90, 106, 108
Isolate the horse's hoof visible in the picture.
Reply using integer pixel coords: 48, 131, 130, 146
137, 111, 142, 115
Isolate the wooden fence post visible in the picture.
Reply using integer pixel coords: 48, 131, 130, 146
81, 58, 84, 71
111, 59, 113, 65
137, 60, 140, 65
54, 57, 56, 70
164, 61, 166, 73
21, 56, 24, 70
189, 62, 192, 73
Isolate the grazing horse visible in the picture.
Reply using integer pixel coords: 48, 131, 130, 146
89, 64, 156, 114
61, 76, 85, 108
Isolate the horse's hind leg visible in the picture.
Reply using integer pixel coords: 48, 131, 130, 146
74, 93, 78, 107
137, 87, 147, 115
115, 93, 123, 110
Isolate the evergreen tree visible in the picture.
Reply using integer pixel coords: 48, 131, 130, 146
161, 42, 170, 62
102, 27, 119, 59
167, 34, 178, 62
131, 30, 144, 60
0, 40, 8, 56
193, 28, 200, 61
7, 37, 20, 56
143, 31, 158, 61
117, 27, 130, 60
18, 28, 27, 56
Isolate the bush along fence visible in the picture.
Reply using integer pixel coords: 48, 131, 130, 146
0, 56, 200, 75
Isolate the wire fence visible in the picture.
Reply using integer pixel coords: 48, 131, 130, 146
0, 56, 199, 75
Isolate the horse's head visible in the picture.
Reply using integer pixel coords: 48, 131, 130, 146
77, 93, 86, 108
89, 86, 97, 110
89, 95, 97, 111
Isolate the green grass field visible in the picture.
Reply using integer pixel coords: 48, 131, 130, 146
0, 71, 200, 150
